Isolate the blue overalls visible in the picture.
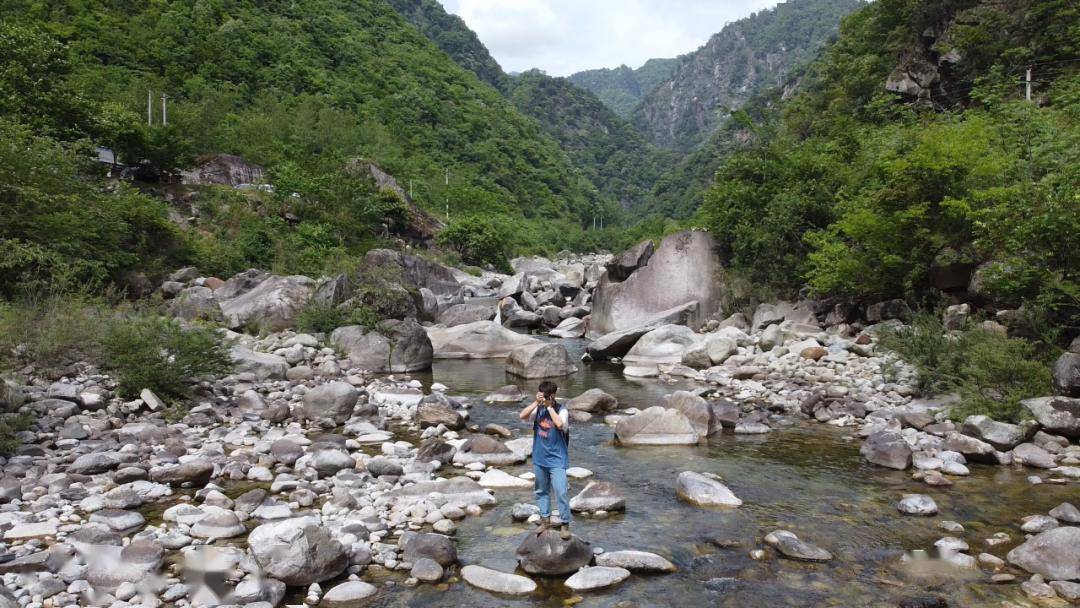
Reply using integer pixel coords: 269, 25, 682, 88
532, 403, 570, 523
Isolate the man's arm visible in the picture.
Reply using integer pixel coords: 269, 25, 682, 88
547, 404, 567, 430
519, 398, 540, 420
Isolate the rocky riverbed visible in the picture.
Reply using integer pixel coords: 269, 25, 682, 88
1, 234, 1078, 607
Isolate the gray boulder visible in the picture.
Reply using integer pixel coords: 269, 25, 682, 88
505, 342, 578, 378
452, 435, 524, 466
565, 566, 630, 591
765, 530, 833, 562
171, 286, 221, 322
330, 319, 433, 373
426, 321, 540, 359
362, 248, 461, 296
860, 430, 912, 470
1013, 442, 1057, 468
943, 431, 998, 463
675, 471, 742, 508
403, 533, 457, 567
567, 389, 617, 413
622, 324, 702, 373
300, 382, 359, 424
321, 581, 378, 606
1022, 397, 1080, 438
615, 407, 699, 445
549, 317, 587, 339
590, 231, 726, 337
388, 477, 495, 508
499, 297, 542, 329
516, 529, 592, 575
219, 274, 314, 332
661, 391, 719, 439
1007, 526, 1080, 581
595, 550, 676, 573
897, 494, 938, 516
569, 481, 626, 513
417, 396, 465, 430
960, 415, 1031, 450
438, 303, 496, 327
231, 347, 289, 380
606, 239, 654, 281
461, 565, 536, 595
248, 518, 348, 585
1054, 352, 1080, 397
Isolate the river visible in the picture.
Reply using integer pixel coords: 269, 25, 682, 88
367, 338, 1073, 607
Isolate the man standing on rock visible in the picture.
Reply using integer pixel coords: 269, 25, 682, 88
519, 380, 571, 539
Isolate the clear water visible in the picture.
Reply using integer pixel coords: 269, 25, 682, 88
363, 339, 1075, 607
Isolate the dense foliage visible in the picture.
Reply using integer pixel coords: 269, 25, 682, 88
699, 0, 1080, 333
880, 314, 1053, 422
568, 58, 683, 118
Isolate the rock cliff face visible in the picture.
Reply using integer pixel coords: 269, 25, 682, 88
589, 231, 727, 337
632, 0, 862, 150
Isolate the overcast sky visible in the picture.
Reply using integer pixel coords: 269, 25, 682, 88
437, 0, 781, 76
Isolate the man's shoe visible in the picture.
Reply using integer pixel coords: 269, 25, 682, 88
559, 523, 571, 540
534, 520, 551, 536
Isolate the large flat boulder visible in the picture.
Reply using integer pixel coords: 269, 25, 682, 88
230, 346, 289, 380
860, 430, 912, 470
461, 565, 536, 595
438, 303, 496, 327
1022, 397, 1080, 438
426, 321, 540, 359
960, 415, 1031, 450
1007, 526, 1080, 581
219, 274, 314, 332
661, 391, 719, 439
590, 231, 726, 337
615, 406, 699, 445
584, 302, 699, 360
388, 477, 495, 508
331, 320, 433, 372
248, 518, 347, 585
675, 471, 742, 508
516, 529, 592, 575
505, 342, 578, 378
622, 324, 703, 375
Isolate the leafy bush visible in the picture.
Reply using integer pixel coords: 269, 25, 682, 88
437, 214, 513, 272
347, 306, 381, 331
0, 412, 31, 453
0, 293, 109, 373
101, 316, 232, 401
879, 313, 1053, 422
296, 303, 347, 334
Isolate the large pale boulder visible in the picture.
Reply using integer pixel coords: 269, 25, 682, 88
330, 320, 433, 372
248, 518, 348, 585
1053, 352, 1080, 397
615, 406, 699, 445
564, 566, 630, 591
170, 286, 222, 322
622, 324, 703, 374
388, 477, 495, 508
860, 430, 912, 470
461, 565, 536, 595
219, 274, 314, 332
300, 382, 359, 424
606, 240, 654, 281
1007, 527, 1080, 581
362, 249, 461, 296
516, 529, 592, 575
549, 317, 586, 339
1022, 397, 1080, 438
590, 231, 726, 337
567, 389, 618, 413
661, 391, 718, 439
569, 481, 626, 513
230, 346, 289, 380
438, 303, 496, 327
960, 415, 1031, 450
505, 342, 578, 378
585, 302, 699, 360
675, 471, 742, 508
426, 321, 540, 359
595, 550, 676, 573
452, 435, 525, 466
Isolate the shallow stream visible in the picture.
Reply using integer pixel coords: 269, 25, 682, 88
371, 339, 1073, 607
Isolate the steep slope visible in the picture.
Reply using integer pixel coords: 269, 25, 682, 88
507, 70, 675, 212
634, 0, 863, 150
568, 57, 683, 118
385, 0, 510, 93
697, 0, 1079, 319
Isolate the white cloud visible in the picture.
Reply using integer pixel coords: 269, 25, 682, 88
439, 0, 781, 76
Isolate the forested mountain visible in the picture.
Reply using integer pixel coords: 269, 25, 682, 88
385, 0, 509, 93
697, 0, 1079, 331
1, 0, 616, 289
633, 0, 864, 150
568, 58, 683, 118
507, 70, 676, 212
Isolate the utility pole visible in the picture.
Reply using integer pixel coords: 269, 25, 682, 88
408, 179, 413, 200
147, 91, 153, 125
1025, 67, 1032, 101
161, 94, 169, 126
444, 167, 450, 221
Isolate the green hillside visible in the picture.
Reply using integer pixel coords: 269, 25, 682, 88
697, 0, 1079, 330
568, 58, 683, 118
0, 0, 609, 290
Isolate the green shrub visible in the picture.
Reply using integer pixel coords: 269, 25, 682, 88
0, 412, 32, 452
296, 303, 347, 334
437, 214, 513, 272
353, 266, 417, 320
0, 293, 109, 373
101, 316, 233, 401
880, 313, 1053, 422
347, 306, 381, 331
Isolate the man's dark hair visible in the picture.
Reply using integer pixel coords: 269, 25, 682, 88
538, 381, 558, 397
